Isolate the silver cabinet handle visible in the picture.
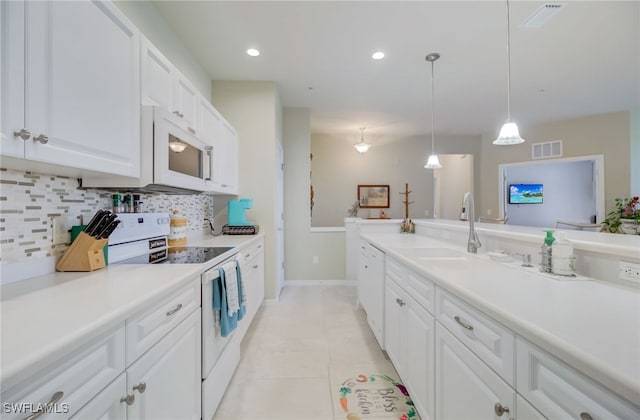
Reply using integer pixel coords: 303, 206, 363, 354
187, 126, 195, 135
454, 315, 474, 331
494, 402, 510, 416
257, 244, 262, 249
221, 184, 228, 188
120, 394, 135, 406
396, 298, 406, 307
252, 264, 259, 269
13, 128, 31, 140
133, 382, 147, 394
204, 146, 213, 181
23, 391, 64, 420
166, 303, 183, 316
33, 134, 48, 144
580, 413, 593, 420
245, 253, 251, 258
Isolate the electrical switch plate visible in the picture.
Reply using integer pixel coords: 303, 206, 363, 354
51, 216, 69, 246
618, 261, 640, 284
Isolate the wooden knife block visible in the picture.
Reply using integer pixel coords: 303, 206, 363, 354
56, 232, 108, 272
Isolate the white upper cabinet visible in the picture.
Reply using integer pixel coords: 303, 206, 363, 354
141, 36, 174, 111
173, 71, 198, 133
218, 119, 238, 194
1, 0, 140, 177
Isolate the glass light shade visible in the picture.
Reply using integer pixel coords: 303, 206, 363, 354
424, 154, 442, 169
169, 141, 188, 153
493, 121, 525, 145
354, 141, 372, 154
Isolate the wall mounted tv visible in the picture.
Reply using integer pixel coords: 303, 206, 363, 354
509, 184, 543, 204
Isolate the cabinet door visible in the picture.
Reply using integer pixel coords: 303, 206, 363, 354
141, 36, 174, 111
406, 296, 435, 420
384, 279, 406, 378
127, 309, 201, 420
1, 0, 26, 158
219, 120, 238, 193
367, 244, 385, 348
435, 323, 515, 420
70, 374, 127, 420
173, 70, 198, 131
516, 395, 546, 420
358, 243, 371, 313
198, 99, 223, 191
24, 0, 140, 177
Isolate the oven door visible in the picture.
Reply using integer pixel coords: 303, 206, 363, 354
153, 108, 213, 192
201, 258, 237, 378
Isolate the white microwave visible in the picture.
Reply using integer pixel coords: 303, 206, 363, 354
82, 107, 213, 193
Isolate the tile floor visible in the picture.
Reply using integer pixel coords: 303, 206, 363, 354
212, 285, 404, 420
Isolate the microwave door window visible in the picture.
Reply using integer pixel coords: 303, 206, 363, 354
168, 134, 203, 179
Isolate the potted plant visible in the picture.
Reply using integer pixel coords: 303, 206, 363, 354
601, 196, 640, 234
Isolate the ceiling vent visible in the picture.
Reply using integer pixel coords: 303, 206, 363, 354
532, 140, 563, 159
520, 2, 567, 28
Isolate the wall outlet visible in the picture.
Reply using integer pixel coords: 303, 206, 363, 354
619, 261, 640, 284
313, 256, 319, 264
51, 216, 69, 246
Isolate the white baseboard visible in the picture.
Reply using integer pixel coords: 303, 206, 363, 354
284, 279, 357, 287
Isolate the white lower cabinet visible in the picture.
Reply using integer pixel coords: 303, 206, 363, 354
125, 308, 201, 420
435, 322, 515, 420
516, 395, 546, 420
517, 337, 640, 420
70, 373, 127, 420
384, 275, 435, 420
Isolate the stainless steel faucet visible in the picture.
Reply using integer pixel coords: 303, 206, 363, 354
461, 192, 481, 253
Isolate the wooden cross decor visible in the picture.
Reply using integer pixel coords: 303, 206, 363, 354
399, 182, 414, 219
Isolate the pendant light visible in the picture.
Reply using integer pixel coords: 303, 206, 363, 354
493, 0, 525, 145
424, 53, 442, 169
354, 127, 372, 153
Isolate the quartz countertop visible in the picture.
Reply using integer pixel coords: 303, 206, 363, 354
0, 233, 263, 391
361, 231, 640, 407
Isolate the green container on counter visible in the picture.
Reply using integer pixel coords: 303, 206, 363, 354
71, 225, 109, 265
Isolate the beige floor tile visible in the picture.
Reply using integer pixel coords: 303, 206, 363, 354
213, 377, 334, 420
211, 285, 417, 420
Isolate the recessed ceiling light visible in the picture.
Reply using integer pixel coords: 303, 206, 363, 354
372, 51, 385, 60
247, 48, 260, 57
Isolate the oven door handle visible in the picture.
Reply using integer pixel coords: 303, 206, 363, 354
202, 254, 239, 284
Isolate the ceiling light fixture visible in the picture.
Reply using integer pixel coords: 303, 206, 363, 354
354, 127, 372, 154
424, 53, 442, 169
493, 0, 525, 146
169, 141, 187, 153
246, 48, 260, 57
372, 51, 385, 60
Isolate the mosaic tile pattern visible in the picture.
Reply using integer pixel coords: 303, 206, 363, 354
0, 168, 214, 264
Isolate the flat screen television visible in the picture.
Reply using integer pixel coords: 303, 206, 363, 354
509, 184, 543, 204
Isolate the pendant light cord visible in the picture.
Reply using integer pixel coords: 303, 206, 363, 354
506, 0, 512, 122
431, 58, 436, 154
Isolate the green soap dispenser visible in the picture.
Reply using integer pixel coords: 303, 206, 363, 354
541, 230, 555, 273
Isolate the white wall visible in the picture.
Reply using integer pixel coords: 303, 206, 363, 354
479, 111, 632, 218
284, 109, 346, 281
311, 134, 482, 227
211, 81, 281, 299
505, 160, 595, 228
435, 154, 474, 220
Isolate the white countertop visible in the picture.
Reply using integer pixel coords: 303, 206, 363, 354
0, 233, 263, 391
361, 231, 640, 407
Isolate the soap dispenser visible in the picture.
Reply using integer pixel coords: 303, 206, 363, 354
552, 231, 575, 276
541, 230, 555, 273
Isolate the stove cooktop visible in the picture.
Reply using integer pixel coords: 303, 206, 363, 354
116, 246, 234, 264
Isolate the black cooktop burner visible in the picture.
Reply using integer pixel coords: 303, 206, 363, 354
116, 246, 234, 264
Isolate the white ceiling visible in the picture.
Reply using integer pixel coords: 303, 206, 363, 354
152, 1, 639, 143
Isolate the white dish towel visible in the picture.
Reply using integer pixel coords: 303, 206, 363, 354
222, 260, 240, 316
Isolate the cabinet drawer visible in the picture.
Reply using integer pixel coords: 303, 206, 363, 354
385, 256, 406, 284
406, 269, 435, 315
126, 278, 200, 364
517, 338, 640, 419
239, 239, 264, 266
436, 288, 515, 385
1, 326, 125, 420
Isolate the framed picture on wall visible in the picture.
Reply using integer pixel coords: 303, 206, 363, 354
358, 185, 390, 208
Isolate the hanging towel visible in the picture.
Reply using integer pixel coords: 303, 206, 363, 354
214, 270, 238, 337
222, 260, 240, 316
235, 260, 246, 321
